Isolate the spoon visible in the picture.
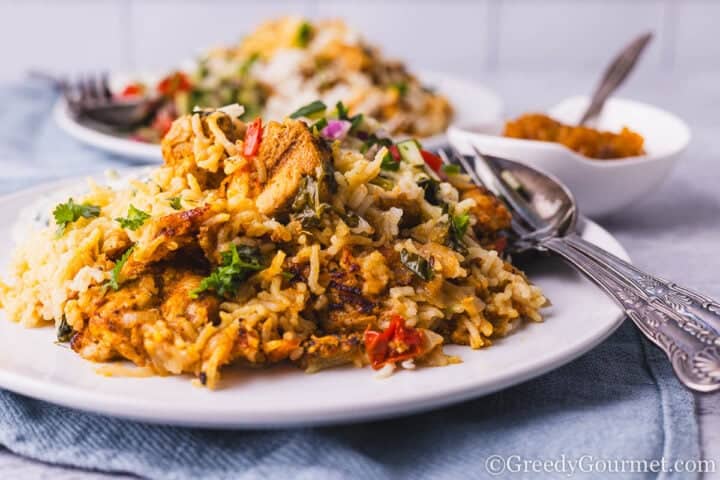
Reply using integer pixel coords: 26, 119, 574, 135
443, 146, 720, 392
579, 31, 653, 125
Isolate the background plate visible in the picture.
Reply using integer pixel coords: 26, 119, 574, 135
0, 176, 626, 429
53, 71, 503, 161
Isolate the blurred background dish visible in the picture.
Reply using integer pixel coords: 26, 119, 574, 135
54, 69, 503, 161
49, 17, 504, 161
448, 96, 690, 218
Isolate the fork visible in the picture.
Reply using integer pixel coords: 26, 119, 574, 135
30, 70, 162, 128
439, 145, 720, 392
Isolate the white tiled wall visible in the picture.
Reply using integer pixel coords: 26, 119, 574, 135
0, 0, 717, 82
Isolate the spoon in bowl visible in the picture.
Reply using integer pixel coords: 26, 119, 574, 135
579, 31, 653, 125
442, 145, 720, 392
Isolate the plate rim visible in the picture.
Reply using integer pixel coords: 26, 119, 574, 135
53, 70, 504, 162
0, 176, 627, 429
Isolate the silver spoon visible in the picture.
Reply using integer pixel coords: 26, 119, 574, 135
444, 146, 720, 392
579, 32, 653, 125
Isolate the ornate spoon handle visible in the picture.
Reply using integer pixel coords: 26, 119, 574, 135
563, 233, 720, 334
543, 236, 720, 392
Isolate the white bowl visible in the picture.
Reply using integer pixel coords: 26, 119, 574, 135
448, 96, 691, 218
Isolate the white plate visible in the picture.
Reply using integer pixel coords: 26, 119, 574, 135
53, 71, 503, 162
0, 175, 626, 428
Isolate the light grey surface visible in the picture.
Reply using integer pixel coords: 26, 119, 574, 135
0, 69, 717, 478
0, 0, 719, 82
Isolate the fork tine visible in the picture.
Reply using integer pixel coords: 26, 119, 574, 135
78, 74, 93, 102
89, 73, 104, 102
100, 72, 113, 100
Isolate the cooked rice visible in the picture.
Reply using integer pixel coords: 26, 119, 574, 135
0, 106, 546, 389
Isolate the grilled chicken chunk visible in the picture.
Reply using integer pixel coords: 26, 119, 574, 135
254, 120, 332, 216
121, 206, 212, 280
460, 186, 512, 234
71, 267, 219, 371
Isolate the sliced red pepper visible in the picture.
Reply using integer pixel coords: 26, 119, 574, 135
156, 72, 192, 96
364, 314, 424, 370
120, 83, 145, 98
420, 149, 443, 173
388, 144, 401, 162
243, 118, 263, 157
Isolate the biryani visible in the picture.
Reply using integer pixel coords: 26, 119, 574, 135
0, 103, 545, 388
504, 113, 645, 159
124, 17, 453, 143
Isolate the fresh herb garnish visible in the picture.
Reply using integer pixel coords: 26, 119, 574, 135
53, 198, 101, 236
57, 315, 73, 342
400, 249, 433, 281
341, 211, 360, 227
312, 117, 328, 132
290, 176, 330, 228
289, 100, 327, 119
442, 164, 461, 175
418, 177, 442, 206
107, 246, 134, 291
336, 101, 349, 119
115, 204, 150, 230
360, 134, 392, 153
349, 113, 363, 132
448, 210, 470, 254
380, 151, 400, 171
391, 81, 408, 97
191, 244, 265, 298
295, 21, 313, 48
169, 197, 182, 210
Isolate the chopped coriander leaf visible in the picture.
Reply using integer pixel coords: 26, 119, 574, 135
451, 211, 470, 239
360, 134, 392, 153
289, 100, 326, 119
115, 204, 151, 230
447, 210, 470, 254
336, 101, 349, 119
349, 113, 363, 132
391, 81, 408, 97
53, 198, 101, 236
107, 246, 134, 291
400, 249, 433, 281
418, 177, 442, 206
380, 151, 400, 171
191, 244, 265, 298
442, 164, 461, 175
312, 117, 328, 132
295, 21, 313, 48
169, 197, 182, 210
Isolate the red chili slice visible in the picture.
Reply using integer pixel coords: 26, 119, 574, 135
243, 118, 263, 157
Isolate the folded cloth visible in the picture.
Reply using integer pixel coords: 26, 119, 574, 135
0, 325, 699, 480
0, 83, 701, 479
